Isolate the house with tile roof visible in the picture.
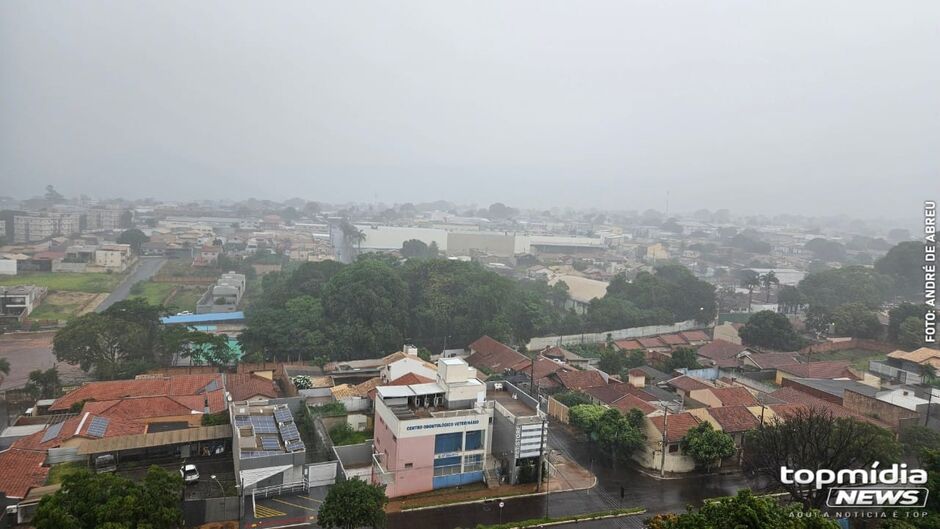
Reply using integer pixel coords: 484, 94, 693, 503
774, 361, 859, 384
466, 335, 530, 375
634, 412, 700, 473
49, 374, 224, 412
665, 375, 712, 401
695, 339, 750, 368
0, 448, 48, 499
225, 373, 279, 403
887, 347, 940, 372
552, 369, 607, 391
611, 394, 657, 415
688, 386, 759, 408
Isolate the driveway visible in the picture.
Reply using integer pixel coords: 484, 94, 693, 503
95, 256, 167, 312
386, 419, 766, 529
242, 486, 325, 529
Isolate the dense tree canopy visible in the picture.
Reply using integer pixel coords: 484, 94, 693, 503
116, 228, 149, 252
830, 302, 882, 339
797, 266, 891, 310
738, 311, 802, 350
33, 466, 183, 529
54, 299, 235, 378
569, 404, 645, 463
876, 241, 928, 299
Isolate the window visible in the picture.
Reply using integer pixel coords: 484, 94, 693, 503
433, 456, 462, 476
465, 430, 484, 450
463, 453, 484, 473
404, 463, 413, 469
435, 432, 463, 454
668, 443, 679, 453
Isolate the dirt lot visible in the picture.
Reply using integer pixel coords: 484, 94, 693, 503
0, 331, 90, 390
29, 291, 104, 321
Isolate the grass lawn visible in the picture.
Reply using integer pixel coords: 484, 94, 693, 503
129, 281, 175, 306
29, 291, 100, 321
46, 462, 86, 485
164, 286, 204, 312
0, 271, 123, 293
808, 348, 887, 370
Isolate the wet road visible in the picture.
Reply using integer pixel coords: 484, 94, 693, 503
95, 256, 167, 312
387, 420, 767, 529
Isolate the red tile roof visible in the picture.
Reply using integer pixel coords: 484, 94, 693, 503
708, 406, 760, 432
554, 369, 607, 390
387, 373, 434, 386
611, 394, 657, 415
650, 412, 701, 443
666, 375, 712, 392
0, 448, 49, 499
708, 387, 759, 407
628, 368, 646, 377
467, 336, 530, 373
638, 337, 666, 348
659, 334, 687, 346
696, 340, 747, 361
13, 413, 147, 451
50, 374, 223, 412
613, 339, 643, 351
531, 357, 573, 379
583, 383, 633, 404
226, 373, 279, 401
776, 361, 857, 380
680, 330, 711, 342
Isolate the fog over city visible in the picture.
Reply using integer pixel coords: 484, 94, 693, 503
2, 1, 938, 219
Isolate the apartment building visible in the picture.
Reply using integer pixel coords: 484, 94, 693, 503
13, 216, 55, 243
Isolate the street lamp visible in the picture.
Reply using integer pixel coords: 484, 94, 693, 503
209, 475, 225, 496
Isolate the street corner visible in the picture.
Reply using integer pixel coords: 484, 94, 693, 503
242, 491, 322, 529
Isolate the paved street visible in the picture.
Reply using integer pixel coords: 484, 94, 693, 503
95, 256, 167, 312
386, 419, 767, 529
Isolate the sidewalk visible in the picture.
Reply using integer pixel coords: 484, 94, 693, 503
386, 452, 596, 513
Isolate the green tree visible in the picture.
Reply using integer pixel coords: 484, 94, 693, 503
743, 407, 901, 509
569, 403, 607, 434
183, 332, 237, 366
739, 270, 760, 311
401, 239, 430, 258
53, 312, 150, 379
804, 305, 832, 336
830, 302, 882, 339
317, 478, 388, 529
553, 391, 592, 408
680, 421, 736, 471
797, 266, 891, 310
876, 241, 927, 298
900, 425, 940, 464
777, 285, 805, 314
24, 368, 61, 399
645, 490, 839, 529
322, 259, 407, 356
33, 466, 183, 529
598, 347, 624, 375
889, 303, 932, 342
117, 228, 150, 253
739, 311, 802, 350
898, 316, 926, 350
665, 347, 700, 371
760, 271, 779, 302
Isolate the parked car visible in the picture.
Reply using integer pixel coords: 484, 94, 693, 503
94, 454, 117, 473
180, 464, 199, 484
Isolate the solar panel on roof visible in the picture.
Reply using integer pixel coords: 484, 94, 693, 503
234, 415, 251, 427
285, 440, 305, 452
260, 436, 280, 450
278, 423, 300, 441
40, 422, 64, 443
86, 417, 110, 438
250, 416, 277, 433
274, 407, 293, 423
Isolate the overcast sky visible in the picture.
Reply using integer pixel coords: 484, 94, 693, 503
1, 1, 937, 219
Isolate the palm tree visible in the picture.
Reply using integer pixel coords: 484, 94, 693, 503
760, 271, 779, 302
742, 275, 760, 312
0, 357, 10, 388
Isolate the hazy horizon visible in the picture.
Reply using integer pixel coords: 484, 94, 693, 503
2, 1, 937, 220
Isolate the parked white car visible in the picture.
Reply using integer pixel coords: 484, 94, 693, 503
180, 464, 200, 484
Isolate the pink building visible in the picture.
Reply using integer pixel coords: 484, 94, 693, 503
372, 358, 493, 497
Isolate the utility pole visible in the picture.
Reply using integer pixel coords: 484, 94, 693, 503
660, 404, 670, 478
536, 418, 546, 492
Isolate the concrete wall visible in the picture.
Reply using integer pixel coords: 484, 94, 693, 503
0, 260, 16, 275
447, 232, 515, 257
801, 339, 894, 355
51, 261, 87, 273
305, 460, 338, 487
546, 397, 570, 424
182, 497, 240, 527
842, 389, 920, 432
527, 320, 704, 350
